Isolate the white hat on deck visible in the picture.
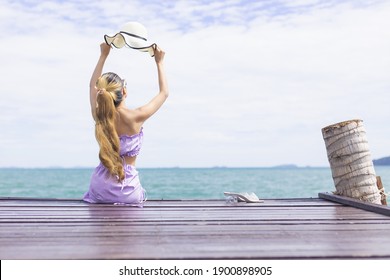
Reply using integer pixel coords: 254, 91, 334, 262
104, 22, 155, 56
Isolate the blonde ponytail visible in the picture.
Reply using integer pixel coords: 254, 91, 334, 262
95, 73, 126, 181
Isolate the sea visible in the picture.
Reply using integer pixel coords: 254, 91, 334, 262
1, 166, 390, 203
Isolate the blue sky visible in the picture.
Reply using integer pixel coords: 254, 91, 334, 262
0, 0, 389, 168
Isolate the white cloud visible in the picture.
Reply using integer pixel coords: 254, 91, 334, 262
0, 0, 389, 167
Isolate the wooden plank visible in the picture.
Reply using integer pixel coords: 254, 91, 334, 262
319, 192, 390, 217
1, 209, 387, 222
1, 229, 390, 259
1, 223, 390, 236
1, 219, 389, 226
0, 196, 341, 207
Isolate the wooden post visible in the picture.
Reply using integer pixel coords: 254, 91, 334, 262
376, 176, 387, 206
321, 119, 381, 204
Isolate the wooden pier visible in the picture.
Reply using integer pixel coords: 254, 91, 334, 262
0, 193, 390, 259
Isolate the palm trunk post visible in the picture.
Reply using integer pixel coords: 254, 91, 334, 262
322, 119, 381, 204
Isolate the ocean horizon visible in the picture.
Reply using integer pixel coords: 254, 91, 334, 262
1, 166, 389, 204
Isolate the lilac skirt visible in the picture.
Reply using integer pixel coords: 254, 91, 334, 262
83, 163, 146, 207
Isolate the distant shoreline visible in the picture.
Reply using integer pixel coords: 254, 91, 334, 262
373, 156, 390, 166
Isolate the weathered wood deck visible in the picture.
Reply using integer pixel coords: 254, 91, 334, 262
1, 194, 390, 259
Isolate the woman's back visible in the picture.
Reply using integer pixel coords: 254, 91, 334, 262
115, 108, 143, 166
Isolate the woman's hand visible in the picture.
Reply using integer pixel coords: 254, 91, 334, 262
153, 44, 165, 65
100, 42, 111, 57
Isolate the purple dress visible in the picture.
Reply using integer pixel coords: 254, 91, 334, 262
83, 128, 146, 206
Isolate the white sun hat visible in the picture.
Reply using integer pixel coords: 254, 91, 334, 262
104, 22, 155, 56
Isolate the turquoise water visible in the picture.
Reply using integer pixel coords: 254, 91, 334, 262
1, 167, 390, 202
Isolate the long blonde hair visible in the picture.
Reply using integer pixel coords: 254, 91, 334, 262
95, 72, 125, 181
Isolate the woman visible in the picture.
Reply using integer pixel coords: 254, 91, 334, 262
83, 42, 168, 206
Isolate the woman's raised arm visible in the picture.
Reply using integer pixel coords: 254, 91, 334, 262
89, 43, 111, 119
134, 45, 169, 123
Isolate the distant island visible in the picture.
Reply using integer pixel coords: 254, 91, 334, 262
373, 156, 390, 166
